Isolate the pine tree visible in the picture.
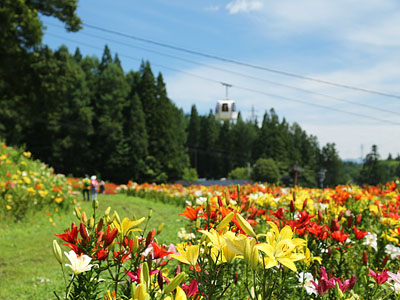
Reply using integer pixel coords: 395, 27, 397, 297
92, 46, 129, 181
320, 143, 345, 187
187, 105, 201, 170
359, 145, 387, 185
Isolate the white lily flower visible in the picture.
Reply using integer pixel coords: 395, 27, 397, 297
64, 250, 94, 274
363, 232, 377, 251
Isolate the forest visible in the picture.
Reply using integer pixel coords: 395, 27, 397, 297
1, 0, 399, 186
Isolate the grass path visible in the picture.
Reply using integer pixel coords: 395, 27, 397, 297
0, 194, 185, 300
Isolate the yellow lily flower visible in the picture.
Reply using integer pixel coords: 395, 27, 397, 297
222, 231, 239, 263
170, 244, 199, 266
113, 217, 145, 236
303, 247, 322, 266
224, 233, 251, 256
257, 222, 306, 272
164, 286, 187, 300
200, 229, 226, 251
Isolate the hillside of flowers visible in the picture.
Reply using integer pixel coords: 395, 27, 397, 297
53, 181, 400, 299
0, 142, 76, 220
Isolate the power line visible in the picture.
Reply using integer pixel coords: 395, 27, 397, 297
82, 22, 400, 100
43, 22, 400, 116
45, 32, 400, 126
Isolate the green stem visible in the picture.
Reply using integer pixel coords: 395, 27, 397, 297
65, 274, 75, 300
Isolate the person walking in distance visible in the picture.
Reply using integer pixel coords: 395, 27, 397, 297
82, 175, 90, 201
90, 175, 99, 201
99, 180, 105, 194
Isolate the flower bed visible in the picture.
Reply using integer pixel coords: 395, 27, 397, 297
0, 142, 76, 220
53, 182, 400, 299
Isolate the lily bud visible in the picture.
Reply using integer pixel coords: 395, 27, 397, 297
313, 265, 318, 278
216, 212, 234, 231
330, 218, 340, 232
157, 271, 164, 290
206, 201, 211, 218
250, 246, 259, 270
135, 283, 147, 300
303, 199, 308, 210
356, 214, 362, 225
88, 217, 95, 229
338, 210, 344, 221
234, 272, 238, 285
131, 283, 136, 299
195, 218, 201, 229
218, 196, 224, 208
243, 239, 252, 265
318, 210, 323, 223
147, 253, 153, 271
225, 190, 230, 205
236, 213, 257, 238
164, 272, 186, 295
80, 222, 90, 242
96, 218, 104, 233
92, 199, 98, 210
145, 230, 154, 247
113, 211, 121, 224
81, 211, 88, 224
157, 223, 164, 235
148, 209, 152, 218
52, 240, 63, 264
347, 215, 353, 228
290, 199, 295, 213
381, 254, 389, 268
104, 206, 111, 216
140, 262, 150, 289
74, 206, 82, 220
131, 236, 139, 252
334, 282, 344, 298
327, 247, 331, 258
362, 250, 368, 265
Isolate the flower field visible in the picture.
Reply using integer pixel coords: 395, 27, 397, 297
53, 181, 400, 299
0, 142, 76, 220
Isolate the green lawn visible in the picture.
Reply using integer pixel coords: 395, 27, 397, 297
0, 194, 186, 300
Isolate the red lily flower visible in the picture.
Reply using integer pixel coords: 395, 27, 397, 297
96, 248, 109, 260
80, 222, 90, 243
269, 208, 286, 220
369, 269, 389, 285
152, 242, 173, 259
179, 206, 203, 221
56, 223, 78, 244
331, 230, 349, 243
104, 225, 118, 247
182, 280, 199, 297
353, 226, 368, 240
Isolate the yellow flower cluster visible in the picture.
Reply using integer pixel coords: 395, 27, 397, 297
0, 142, 75, 219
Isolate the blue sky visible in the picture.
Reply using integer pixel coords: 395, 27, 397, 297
41, 0, 400, 160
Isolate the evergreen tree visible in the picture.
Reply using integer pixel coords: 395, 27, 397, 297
92, 46, 129, 181
320, 143, 345, 187
124, 70, 148, 182
359, 145, 387, 185
187, 105, 201, 169
198, 111, 219, 178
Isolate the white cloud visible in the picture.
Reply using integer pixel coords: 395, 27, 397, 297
226, 0, 264, 14
245, 0, 400, 48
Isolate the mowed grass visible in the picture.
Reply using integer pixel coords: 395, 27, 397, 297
0, 194, 186, 300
